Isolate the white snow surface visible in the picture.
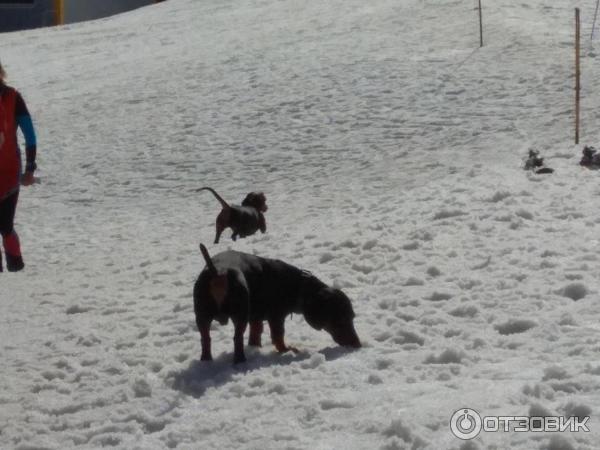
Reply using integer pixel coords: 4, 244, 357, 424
2, 0, 600, 448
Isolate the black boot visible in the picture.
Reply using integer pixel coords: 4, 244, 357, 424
0, 249, 3, 272
5, 253, 24, 272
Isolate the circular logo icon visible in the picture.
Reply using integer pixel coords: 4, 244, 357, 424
450, 408, 482, 440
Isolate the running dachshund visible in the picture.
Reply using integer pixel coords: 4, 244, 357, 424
194, 244, 361, 363
197, 187, 267, 243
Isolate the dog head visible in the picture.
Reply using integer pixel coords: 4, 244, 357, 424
303, 286, 361, 348
242, 192, 268, 212
583, 146, 597, 159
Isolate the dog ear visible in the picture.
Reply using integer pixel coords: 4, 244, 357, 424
304, 286, 353, 329
302, 289, 328, 330
241, 193, 256, 207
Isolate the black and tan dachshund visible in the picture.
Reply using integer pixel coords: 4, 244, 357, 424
197, 187, 267, 243
194, 244, 361, 363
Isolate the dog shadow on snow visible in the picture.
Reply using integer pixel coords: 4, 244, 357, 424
170, 346, 353, 398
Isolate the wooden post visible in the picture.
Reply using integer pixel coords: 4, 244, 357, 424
478, 0, 483, 47
592, 0, 600, 40
575, 8, 581, 144
54, 0, 64, 25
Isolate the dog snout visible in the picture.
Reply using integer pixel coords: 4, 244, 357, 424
330, 324, 361, 348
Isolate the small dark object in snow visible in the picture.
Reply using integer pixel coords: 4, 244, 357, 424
535, 167, 554, 174
524, 150, 553, 174
580, 146, 600, 168
524, 150, 544, 169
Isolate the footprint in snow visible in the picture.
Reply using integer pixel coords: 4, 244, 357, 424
494, 319, 536, 335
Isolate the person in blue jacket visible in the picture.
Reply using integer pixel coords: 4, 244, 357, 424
0, 60, 37, 272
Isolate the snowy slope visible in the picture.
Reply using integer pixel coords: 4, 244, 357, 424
2, 0, 600, 448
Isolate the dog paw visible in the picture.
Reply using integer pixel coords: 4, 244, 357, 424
200, 354, 213, 361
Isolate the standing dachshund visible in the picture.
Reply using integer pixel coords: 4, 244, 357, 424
194, 244, 361, 363
197, 187, 267, 244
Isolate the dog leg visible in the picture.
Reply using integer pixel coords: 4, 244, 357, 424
259, 214, 266, 234
232, 319, 248, 363
214, 210, 229, 244
248, 320, 263, 347
214, 223, 225, 244
199, 321, 213, 361
268, 318, 299, 354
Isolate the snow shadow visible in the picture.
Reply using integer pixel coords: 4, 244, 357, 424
318, 346, 360, 362
169, 350, 311, 398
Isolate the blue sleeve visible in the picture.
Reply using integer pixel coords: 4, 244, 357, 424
17, 114, 37, 149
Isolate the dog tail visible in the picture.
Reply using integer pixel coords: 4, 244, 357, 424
196, 187, 229, 209
200, 243, 218, 275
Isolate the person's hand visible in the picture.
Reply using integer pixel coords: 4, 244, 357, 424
21, 172, 35, 186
